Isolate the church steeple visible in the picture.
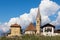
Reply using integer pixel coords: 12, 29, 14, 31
36, 7, 40, 19
36, 7, 41, 34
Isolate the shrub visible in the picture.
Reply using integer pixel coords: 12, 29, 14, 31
0, 35, 60, 40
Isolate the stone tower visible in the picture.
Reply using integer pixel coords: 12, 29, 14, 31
8, 24, 21, 37
36, 7, 41, 34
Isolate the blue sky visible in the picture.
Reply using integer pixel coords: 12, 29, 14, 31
0, 0, 41, 23
0, 0, 60, 34
0, 0, 60, 23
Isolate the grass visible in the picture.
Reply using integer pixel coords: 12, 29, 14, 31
0, 35, 60, 40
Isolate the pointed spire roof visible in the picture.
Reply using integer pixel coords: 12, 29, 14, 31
36, 7, 41, 19
25, 23, 36, 31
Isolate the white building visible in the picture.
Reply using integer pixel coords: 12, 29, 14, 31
41, 23, 55, 36
25, 23, 36, 34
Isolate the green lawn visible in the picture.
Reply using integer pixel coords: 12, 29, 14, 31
0, 35, 60, 40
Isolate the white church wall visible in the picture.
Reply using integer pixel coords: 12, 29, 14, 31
42, 27, 55, 36
25, 31, 35, 34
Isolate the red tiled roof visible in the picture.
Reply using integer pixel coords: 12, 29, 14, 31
10, 23, 21, 28
25, 23, 36, 31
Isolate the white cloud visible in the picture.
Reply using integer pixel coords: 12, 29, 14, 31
19, 13, 32, 28
40, 0, 60, 26
58, 11, 60, 15
8, 8, 38, 29
0, 0, 60, 32
40, 0, 60, 16
42, 0, 50, 1
51, 11, 60, 26
41, 15, 51, 26
8, 17, 19, 26
0, 22, 10, 32
29, 8, 38, 22
7, 0, 60, 28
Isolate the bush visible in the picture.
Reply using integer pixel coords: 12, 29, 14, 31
0, 35, 60, 40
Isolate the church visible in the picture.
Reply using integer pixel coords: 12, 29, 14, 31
7, 7, 60, 37
25, 7, 41, 35
24, 7, 56, 36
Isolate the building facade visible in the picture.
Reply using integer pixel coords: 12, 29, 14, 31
25, 23, 36, 34
41, 23, 55, 36
8, 24, 21, 37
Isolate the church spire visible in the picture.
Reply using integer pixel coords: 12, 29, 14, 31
36, 7, 40, 19
36, 7, 41, 35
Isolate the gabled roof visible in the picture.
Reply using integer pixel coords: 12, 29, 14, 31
10, 23, 21, 28
25, 23, 36, 31
41, 23, 55, 28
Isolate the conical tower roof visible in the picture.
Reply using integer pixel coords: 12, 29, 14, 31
25, 23, 36, 31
